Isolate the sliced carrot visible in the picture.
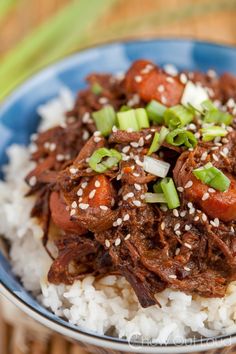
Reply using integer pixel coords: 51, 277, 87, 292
80, 175, 115, 208
125, 60, 184, 107
50, 191, 87, 234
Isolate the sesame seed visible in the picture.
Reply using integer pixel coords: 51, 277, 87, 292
49, 143, 56, 151
105, 239, 110, 248
211, 146, 219, 151
56, 154, 65, 161
134, 183, 141, 191
188, 123, 197, 131
227, 126, 233, 132
166, 76, 174, 83
184, 266, 191, 271
180, 73, 188, 84
70, 167, 78, 174
145, 134, 152, 141
79, 203, 89, 210
122, 154, 130, 161
161, 222, 165, 231
185, 224, 192, 231
133, 172, 140, 177
86, 168, 92, 173
81, 182, 88, 189
212, 154, 219, 162
160, 204, 168, 212
71, 201, 77, 208
200, 152, 208, 161
117, 174, 122, 180
175, 248, 180, 255
140, 194, 146, 200
202, 213, 207, 222
113, 221, 117, 227
135, 159, 143, 167
70, 209, 76, 216
194, 216, 200, 221
231, 226, 234, 233
177, 187, 184, 192
202, 192, 210, 201
94, 137, 101, 143
138, 137, 144, 146
157, 84, 165, 93
223, 147, 229, 155
187, 202, 193, 208
77, 188, 83, 196
115, 238, 121, 246
161, 96, 167, 105
184, 180, 193, 189
134, 75, 142, 83
214, 218, 220, 227
112, 126, 118, 132
82, 131, 89, 141
189, 208, 195, 215
133, 200, 141, 207
222, 138, 229, 144
174, 223, 180, 231
125, 234, 131, 240
208, 188, 215, 193
123, 214, 130, 221
82, 112, 90, 123
95, 180, 101, 188
130, 142, 139, 148
189, 148, 194, 152
99, 205, 108, 212
122, 146, 130, 153
184, 242, 192, 249
194, 132, 200, 139
169, 275, 177, 279
89, 189, 96, 199
99, 97, 109, 105
173, 209, 179, 217
180, 211, 187, 217
175, 230, 181, 236
29, 176, 37, 187
117, 218, 123, 226
123, 192, 134, 201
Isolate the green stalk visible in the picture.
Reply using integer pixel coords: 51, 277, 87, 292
0, 0, 17, 22
0, 0, 117, 100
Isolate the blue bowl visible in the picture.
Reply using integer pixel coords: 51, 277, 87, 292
1, 39, 236, 353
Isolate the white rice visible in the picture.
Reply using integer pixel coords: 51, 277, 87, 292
1, 88, 236, 343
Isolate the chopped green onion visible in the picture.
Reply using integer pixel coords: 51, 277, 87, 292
135, 108, 150, 129
147, 132, 159, 155
160, 177, 180, 209
193, 163, 230, 192
147, 127, 169, 155
117, 109, 139, 131
91, 82, 103, 95
92, 105, 116, 137
164, 105, 194, 129
143, 156, 170, 178
201, 99, 218, 112
119, 105, 131, 112
145, 193, 167, 203
166, 128, 197, 148
201, 126, 227, 142
146, 100, 166, 124
153, 181, 163, 193
89, 148, 121, 173
204, 111, 233, 126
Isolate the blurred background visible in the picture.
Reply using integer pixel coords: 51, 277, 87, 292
1, 0, 236, 101
1, 0, 236, 353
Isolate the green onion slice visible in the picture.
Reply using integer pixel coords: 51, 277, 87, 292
135, 108, 150, 129
201, 99, 218, 112
193, 163, 230, 192
204, 111, 233, 126
146, 100, 166, 124
89, 148, 121, 173
119, 105, 131, 112
91, 82, 103, 95
147, 127, 169, 155
145, 193, 167, 203
117, 109, 139, 131
160, 177, 180, 209
164, 105, 194, 130
166, 128, 197, 148
201, 126, 227, 142
92, 105, 116, 137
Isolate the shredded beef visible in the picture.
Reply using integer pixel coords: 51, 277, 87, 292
25, 59, 236, 308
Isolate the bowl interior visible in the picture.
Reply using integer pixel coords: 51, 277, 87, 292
1, 38, 236, 351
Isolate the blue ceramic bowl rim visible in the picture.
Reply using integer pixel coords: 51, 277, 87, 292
1, 38, 236, 353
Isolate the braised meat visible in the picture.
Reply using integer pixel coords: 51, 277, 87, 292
25, 60, 236, 307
